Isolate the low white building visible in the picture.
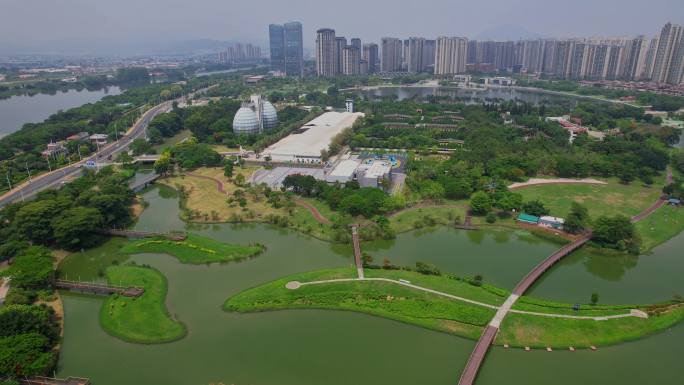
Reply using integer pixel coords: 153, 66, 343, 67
539, 216, 565, 230
325, 158, 360, 184
262, 111, 364, 164
357, 159, 392, 188
89, 134, 108, 146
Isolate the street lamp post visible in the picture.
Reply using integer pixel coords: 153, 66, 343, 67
25, 162, 32, 183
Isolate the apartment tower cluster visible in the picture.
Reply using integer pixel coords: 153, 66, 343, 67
266, 22, 684, 84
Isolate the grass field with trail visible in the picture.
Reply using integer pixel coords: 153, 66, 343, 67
389, 203, 468, 233
100, 265, 186, 344
635, 204, 684, 251
515, 178, 664, 219
120, 233, 264, 264
225, 267, 684, 347
497, 307, 684, 348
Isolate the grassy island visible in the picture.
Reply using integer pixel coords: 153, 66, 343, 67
100, 265, 186, 344
225, 268, 684, 348
120, 233, 265, 264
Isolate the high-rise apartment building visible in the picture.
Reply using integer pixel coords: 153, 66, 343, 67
423, 39, 436, 71
434, 36, 468, 75
316, 28, 337, 77
342, 45, 361, 75
652, 22, 684, 84
269, 24, 285, 72
407, 37, 426, 73
284, 22, 304, 77
351, 38, 362, 52
643, 37, 660, 80
363, 43, 379, 74
623, 36, 648, 80
381, 37, 403, 72
335, 37, 348, 74
270, 22, 303, 76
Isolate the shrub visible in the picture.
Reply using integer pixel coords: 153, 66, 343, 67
485, 212, 497, 223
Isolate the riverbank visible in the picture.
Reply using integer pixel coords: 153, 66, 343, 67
224, 267, 684, 348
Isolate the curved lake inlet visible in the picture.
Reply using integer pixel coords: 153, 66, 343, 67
56, 185, 684, 385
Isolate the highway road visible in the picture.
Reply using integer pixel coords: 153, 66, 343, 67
0, 86, 213, 208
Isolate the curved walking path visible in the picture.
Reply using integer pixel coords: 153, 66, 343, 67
508, 178, 607, 190
294, 198, 332, 225
184, 172, 229, 194
183, 172, 332, 225
288, 277, 639, 321
630, 168, 674, 223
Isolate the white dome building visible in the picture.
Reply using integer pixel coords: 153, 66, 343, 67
232, 95, 278, 135
232, 107, 260, 134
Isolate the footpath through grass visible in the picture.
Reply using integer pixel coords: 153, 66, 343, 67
498, 306, 684, 348
515, 178, 663, 219
389, 203, 468, 233
225, 267, 684, 347
634, 205, 684, 251
100, 265, 186, 344
121, 233, 264, 264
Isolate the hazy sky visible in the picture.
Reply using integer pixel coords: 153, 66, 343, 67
2, 0, 684, 51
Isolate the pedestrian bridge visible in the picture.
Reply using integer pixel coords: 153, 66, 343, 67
457, 233, 593, 385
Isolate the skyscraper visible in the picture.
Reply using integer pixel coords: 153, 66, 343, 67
269, 24, 285, 72
316, 28, 337, 77
363, 43, 379, 74
381, 37, 403, 72
351, 38, 362, 52
342, 45, 361, 75
652, 22, 684, 84
423, 39, 436, 71
335, 37, 348, 74
407, 37, 425, 73
643, 37, 660, 80
284, 22, 304, 77
434, 36, 468, 75
623, 36, 648, 80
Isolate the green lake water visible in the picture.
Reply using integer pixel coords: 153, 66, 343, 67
56, 185, 684, 385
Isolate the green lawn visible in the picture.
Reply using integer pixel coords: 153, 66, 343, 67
516, 179, 663, 219
389, 203, 468, 233
224, 268, 683, 346
498, 306, 684, 348
224, 268, 491, 340
100, 265, 186, 344
120, 233, 264, 264
153, 129, 192, 151
635, 205, 684, 251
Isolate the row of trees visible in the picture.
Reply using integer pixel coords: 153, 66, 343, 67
0, 303, 60, 379
0, 167, 135, 260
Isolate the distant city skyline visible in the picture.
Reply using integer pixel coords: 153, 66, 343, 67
1, 0, 684, 54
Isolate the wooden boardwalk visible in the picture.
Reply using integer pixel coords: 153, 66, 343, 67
103, 229, 187, 241
457, 233, 592, 385
55, 280, 144, 297
21, 377, 91, 385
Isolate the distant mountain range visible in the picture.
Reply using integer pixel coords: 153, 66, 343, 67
0, 38, 267, 56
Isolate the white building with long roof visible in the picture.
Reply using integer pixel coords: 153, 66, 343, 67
262, 111, 363, 164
